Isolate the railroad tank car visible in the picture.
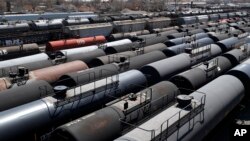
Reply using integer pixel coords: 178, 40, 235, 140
219, 19, 229, 24
141, 43, 224, 84
0, 22, 30, 33
90, 43, 168, 67
170, 56, 233, 93
194, 37, 215, 47
46, 36, 106, 51
89, 51, 138, 67
0, 14, 38, 21
178, 24, 200, 30
104, 42, 141, 54
152, 26, 179, 33
48, 19, 63, 29
136, 33, 159, 40
199, 10, 206, 14
110, 15, 131, 21
29, 20, 49, 30
109, 30, 150, 41
228, 12, 236, 18
58, 51, 167, 87
188, 29, 205, 36
177, 16, 197, 25
67, 15, 97, 20
229, 23, 243, 29
237, 21, 247, 27
217, 23, 229, 30
239, 27, 250, 33
141, 43, 168, 53
207, 22, 219, 27
113, 19, 147, 33
236, 11, 248, 17
61, 45, 98, 59
102, 39, 132, 48
55, 39, 130, 61
159, 11, 170, 17
140, 53, 192, 84
62, 48, 106, 64
229, 29, 244, 37
191, 32, 209, 40
215, 37, 239, 52
0, 12, 97, 21
69, 15, 94, 19
197, 24, 208, 29
41, 12, 96, 20
227, 60, 250, 95
50, 81, 180, 141
29, 60, 88, 84
246, 36, 250, 43
169, 46, 250, 93
88, 16, 113, 23
63, 23, 113, 38
0, 53, 53, 77
0, 70, 147, 141
208, 33, 230, 42
167, 32, 188, 39
57, 63, 120, 87
137, 30, 178, 39
203, 27, 217, 32
196, 15, 209, 23
221, 48, 246, 66
140, 35, 169, 46
162, 43, 192, 57
0, 80, 53, 112
127, 50, 167, 70
129, 14, 147, 20
0, 60, 88, 91
0, 43, 40, 60
62, 18, 90, 26
219, 13, 229, 19
146, 17, 171, 31
165, 37, 192, 47
209, 14, 219, 21
116, 74, 245, 141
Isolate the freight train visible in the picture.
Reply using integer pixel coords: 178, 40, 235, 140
64, 12, 247, 38
114, 58, 250, 141
49, 44, 250, 141
0, 20, 248, 84
0, 31, 248, 141
0, 11, 247, 46
0, 12, 97, 21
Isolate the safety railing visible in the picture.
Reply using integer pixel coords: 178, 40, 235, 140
54, 72, 119, 108
39, 68, 120, 108
119, 89, 206, 141
119, 87, 181, 133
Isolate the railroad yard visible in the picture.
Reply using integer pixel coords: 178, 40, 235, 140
0, 5, 250, 141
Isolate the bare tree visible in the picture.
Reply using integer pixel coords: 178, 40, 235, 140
0, 0, 5, 12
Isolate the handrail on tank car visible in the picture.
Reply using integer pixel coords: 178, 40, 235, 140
53, 69, 120, 108
119, 88, 206, 141
118, 87, 180, 131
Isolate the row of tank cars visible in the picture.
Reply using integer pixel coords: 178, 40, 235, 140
0, 10, 250, 141
0, 11, 249, 60
0, 10, 247, 46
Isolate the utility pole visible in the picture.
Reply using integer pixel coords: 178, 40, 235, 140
6, 0, 11, 12
175, 0, 177, 13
